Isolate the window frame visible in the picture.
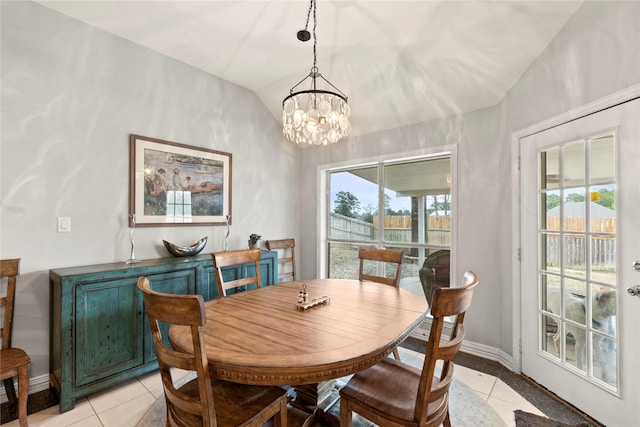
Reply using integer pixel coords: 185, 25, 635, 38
317, 147, 458, 283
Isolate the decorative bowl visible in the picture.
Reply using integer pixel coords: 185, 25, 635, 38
162, 237, 208, 257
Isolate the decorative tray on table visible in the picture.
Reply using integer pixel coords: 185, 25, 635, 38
296, 283, 331, 310
296, 295, 331, 311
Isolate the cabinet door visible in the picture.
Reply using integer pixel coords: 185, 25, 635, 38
142, 269, 197, 362
75, 277, 143, 387
259, 252, 277, 285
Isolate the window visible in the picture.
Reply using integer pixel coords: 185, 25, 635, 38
324, 154, 453, 297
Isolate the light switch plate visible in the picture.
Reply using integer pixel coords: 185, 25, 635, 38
57, 216, 71, 233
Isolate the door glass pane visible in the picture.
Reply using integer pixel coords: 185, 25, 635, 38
589, 185, 616, 232
563, 141, 585, 186
564, 278, 586, 324
541, 147, 560, 190
563, 234, 586, 276
591, 285, 616, 334
543, 190, 561, 230
565, 325, 586, 372
563, 189, 586, 232
537, 134, 618, 391
542, 314, 559, 357
541, 273, 561, 312
591, 236, 616, 285
541, 233, 560, 272
590, 134, 615, 184
593, 335, 617, 386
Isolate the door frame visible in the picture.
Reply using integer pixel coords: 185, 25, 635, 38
510, 83, 640, 373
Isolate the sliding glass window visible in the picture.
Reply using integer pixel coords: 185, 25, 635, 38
326, 155, 452, 298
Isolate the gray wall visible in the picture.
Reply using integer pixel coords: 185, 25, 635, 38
0, 1, 301, 380
299, 1, 640, 356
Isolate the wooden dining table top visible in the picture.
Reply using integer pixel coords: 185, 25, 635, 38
168, 278, 428, 386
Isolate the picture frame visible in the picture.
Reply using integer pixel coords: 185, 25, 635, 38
129, 134, 232, 226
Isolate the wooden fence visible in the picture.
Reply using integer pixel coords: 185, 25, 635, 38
545, 216, 616, 270
331, 213, 614, 269
545, 235, 615, 270
330, 213, 374, 240
331, 214, 450, 245
545, 217, 616, 233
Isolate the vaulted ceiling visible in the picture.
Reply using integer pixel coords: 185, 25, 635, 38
35, 0, 583, 137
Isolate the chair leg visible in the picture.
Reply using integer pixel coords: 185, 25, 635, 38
393, 348, 401, 361
4, 378, 17, 405
17, 364, 30, 427
275, 397, 287, 427
443, 410, 451, 427
340, 399, 353, 427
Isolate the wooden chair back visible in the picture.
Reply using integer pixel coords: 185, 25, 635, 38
266, 239, 296, 282
1, 259, 20, 350
339, 271, 478, 427
415, 271, 478, 425
137, 277, 216, 425
1, 258, 31, 427
358, 247, 403, 287
211, 249, 262, 297
138, 276, 288, 427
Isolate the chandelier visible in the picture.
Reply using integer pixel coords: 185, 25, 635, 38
282, 0, 350, 146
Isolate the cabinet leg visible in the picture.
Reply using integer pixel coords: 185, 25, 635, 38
58, 398, 75, 413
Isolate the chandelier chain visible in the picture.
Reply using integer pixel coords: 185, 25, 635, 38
304, 0, 312, 31
312, 0, 317, 71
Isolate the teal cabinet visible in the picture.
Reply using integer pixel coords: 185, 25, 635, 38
49, 251, 277, 412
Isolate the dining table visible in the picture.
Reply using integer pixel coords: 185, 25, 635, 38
168, 278, 428, 421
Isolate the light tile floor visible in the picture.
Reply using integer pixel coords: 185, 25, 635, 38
2, 363, 544, 427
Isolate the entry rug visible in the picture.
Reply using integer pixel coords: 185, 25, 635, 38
514, 410, 594, 427
136, 347, 505, 426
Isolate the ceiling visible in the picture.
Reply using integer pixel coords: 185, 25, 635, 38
35, 0, 583, 138
351, 157, 451, 196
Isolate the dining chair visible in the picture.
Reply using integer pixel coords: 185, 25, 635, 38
358, 247, 403, 287
419, 249, 451, 306
1, 258, 31, 427
211, 249, 262, 297
265, 238, 296, 283
137, 277, 288, 427
339, 271, 479, 427
358, 247, 404, 359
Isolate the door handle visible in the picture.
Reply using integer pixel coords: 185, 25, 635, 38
627, 285, 640, 297
634, 260, 640, 272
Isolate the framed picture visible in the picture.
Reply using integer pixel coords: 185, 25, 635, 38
129, 134, 232, 226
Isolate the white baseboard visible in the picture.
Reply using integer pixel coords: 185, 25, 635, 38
0, 374, 51, 404
410, 325, 515, 372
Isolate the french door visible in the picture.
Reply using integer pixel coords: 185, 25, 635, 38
520, 97, 640, 426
